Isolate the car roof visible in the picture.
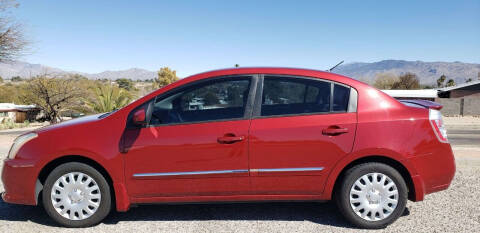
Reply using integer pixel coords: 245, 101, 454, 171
186, 67, 366, 87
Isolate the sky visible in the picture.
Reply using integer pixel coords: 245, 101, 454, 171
13, 0, 480, 77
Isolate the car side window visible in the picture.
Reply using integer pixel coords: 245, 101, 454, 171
150, 77, 251, 125
333, 84, 351, 112
261, 76, 331, 116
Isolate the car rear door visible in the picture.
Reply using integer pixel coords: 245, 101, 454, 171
249, 75, 357, 195
123, 76, 257, 199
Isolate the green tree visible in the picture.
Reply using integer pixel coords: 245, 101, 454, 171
466, 78, 473, 83
234, 64, 240, 67
87, 84, 132, 113
70, 73, 88, 80
437, 75, 446, 88
0, 83, 23, 103
446, 79, 456, 87
21, 76, 83, 123
115, 78, 135, 91
391, 73, 420, 90
373, 73, 399, 89
153, 67, 179, 89
10, 76, 22, 81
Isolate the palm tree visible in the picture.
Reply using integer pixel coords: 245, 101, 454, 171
88, 84, 133, 113
446, 79, 456, 87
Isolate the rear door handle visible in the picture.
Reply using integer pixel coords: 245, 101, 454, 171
322, 127, 348, 136
217, 134, 245, 144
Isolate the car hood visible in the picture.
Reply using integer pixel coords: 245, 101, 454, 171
35, 114, 104, 134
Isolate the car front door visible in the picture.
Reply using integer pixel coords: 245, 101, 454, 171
249, 75, 357, 195
123, 76, 256, 199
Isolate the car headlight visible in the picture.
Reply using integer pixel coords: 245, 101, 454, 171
7, 132, 38, 159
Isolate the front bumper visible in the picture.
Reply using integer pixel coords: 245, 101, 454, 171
1, 159, 39, 205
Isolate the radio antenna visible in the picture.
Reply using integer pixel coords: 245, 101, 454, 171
327, 60, 344, 72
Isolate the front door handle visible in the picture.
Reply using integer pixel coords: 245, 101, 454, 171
322, 126, 348, 136
217, 134, 245, 144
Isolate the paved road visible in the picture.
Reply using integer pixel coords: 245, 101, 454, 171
0, 124, 479, 232
0, 128, 38, 158
447, 128, 480, 149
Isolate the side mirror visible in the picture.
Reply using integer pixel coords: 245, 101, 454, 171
133, 108, 147, 126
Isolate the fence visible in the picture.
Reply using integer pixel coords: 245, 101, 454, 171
436, 97, 480, 116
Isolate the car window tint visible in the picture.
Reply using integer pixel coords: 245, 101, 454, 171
305, 85, 320, 103
333, 84, 350, 112
261, 76, 331, 116
150, 78, 250, 125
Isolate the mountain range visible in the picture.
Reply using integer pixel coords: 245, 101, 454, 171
0, 61, 158, 81
1, 60, 479, 85
335, 60, 480, 85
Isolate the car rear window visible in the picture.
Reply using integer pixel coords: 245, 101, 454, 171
261, 76, 352, 117
261, 77, 331, 116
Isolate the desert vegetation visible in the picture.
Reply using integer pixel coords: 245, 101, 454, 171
0, 67, 179, 124
373, 72, 456, 90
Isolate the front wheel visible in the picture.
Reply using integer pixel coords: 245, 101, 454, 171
335, 162, 408, 229
42, 162, 111, 227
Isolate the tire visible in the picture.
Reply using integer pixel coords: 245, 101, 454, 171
42, 162, 112, 227
335, 162, 408, 229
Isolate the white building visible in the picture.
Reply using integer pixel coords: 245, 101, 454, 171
0, 103, 39, 123
381, 89, 438, 101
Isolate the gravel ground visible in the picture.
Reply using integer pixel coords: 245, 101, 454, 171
0, 118, 478, 232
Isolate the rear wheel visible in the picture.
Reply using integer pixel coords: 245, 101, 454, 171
335, 162, 407, 229
42, 162, 111, 227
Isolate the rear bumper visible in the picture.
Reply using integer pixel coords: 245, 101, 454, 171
1, 159, 38, 205
408, 143, 456, 201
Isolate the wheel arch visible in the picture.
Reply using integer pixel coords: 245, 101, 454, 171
329, 155, 417, 201
36, 155, 116, 208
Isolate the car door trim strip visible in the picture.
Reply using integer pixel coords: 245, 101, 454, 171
133, 167, 324, 177
250, 167, 324, 173
133, 169, 249, 177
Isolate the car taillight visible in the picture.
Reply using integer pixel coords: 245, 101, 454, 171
429, 109, 448, 143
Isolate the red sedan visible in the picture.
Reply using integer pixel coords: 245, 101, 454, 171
1, 67, 455, 228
